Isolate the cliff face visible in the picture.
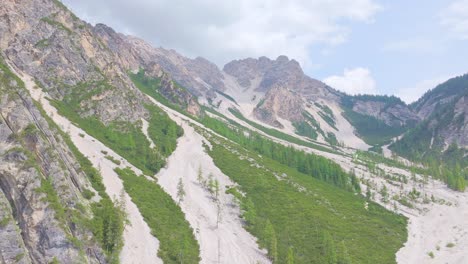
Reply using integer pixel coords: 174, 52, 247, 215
341, 95, 420, 127
224, 55, 335, 99
406, 74, 468, 149
223, 56, 340, 128
93, 23, 202, 115
0, 60, 106, 264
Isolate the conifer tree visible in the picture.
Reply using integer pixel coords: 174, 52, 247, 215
264, 220, 278, 263
177, 178, 186, 205
287, 246, 295, 264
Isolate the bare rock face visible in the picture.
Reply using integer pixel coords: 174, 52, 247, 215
223, 55, 340, 127
224, 56, 337, 100
0, 0, 149, 125
145, 62, 201, 116
0, 65, 106, 263
448, 94, 468, 147
93, 24, 204, 114
410, 74, 468, 148
350, 99, 420, 127
94, 24, 225, 97
253, 87, 303, 128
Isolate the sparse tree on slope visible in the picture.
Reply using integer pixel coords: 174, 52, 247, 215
177, 178, 186, 205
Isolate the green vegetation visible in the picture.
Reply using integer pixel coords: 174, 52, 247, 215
342, 108, 406, 146
300, 112, 338, 146
317, 110, 337, 131
292, 121, 318, 140
390, 82, 468, 191
50, 84, 180, 175
199, 116, 358, 192
228, 108, 335, 153
340, 94, 409, 146
0, 216, 10, 227
34, 101, 125, 263
146, 104, 183, 156
115, 168, 200, 263
2, 57, 125, 262
446, 242, 455, 248
129, 70, 193, 116
412, 73, 468, 112
342, 94, 405, 109
105, 155, 121, 165
215, 90, 238, 105
205, 134, 407, 264
40, 17, 72, 34
35, 38, 50, 48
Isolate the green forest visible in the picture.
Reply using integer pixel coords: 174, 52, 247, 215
205, 131, 407, 264
115, 168, 200, 263
199, 114, 360, 192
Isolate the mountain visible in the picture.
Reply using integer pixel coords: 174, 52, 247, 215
390, 74, 468, 162
0, 56, 110, 264
1, 0, 467, 264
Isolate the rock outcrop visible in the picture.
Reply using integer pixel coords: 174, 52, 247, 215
0, 60, 106, 263
407, 74, 468, 148
1, 0, 149, 125
94, 23, 224, 94
342, 95, 420, 127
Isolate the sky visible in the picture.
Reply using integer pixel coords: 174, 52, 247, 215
62, 0, 468, 103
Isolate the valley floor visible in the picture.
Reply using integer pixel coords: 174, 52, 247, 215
396, 181, 468, 264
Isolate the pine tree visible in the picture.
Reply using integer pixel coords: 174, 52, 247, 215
177, 178, 186, 205
208, 173, 215, 194
197, 166, 204, 185
287, 246, 295, 264
321, 231, 337, 264
264, 220, 278, 263
337, 241, 351, 264
214, 179, 220, 200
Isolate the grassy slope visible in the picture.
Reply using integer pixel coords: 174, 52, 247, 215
342, 108, 406, 146
228, 108, 336, 153
131, 68, 407, 262
206, 134, 407, 264
46, 80, 200, 261
115, 168, 200, 264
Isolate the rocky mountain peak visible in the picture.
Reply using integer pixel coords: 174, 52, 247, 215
223, 55, 304, 92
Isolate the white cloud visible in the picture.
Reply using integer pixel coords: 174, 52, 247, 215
396, 76, 453, 104
62, 0, 380, 68
440, 0, 468, 39
323, 67, 377, 95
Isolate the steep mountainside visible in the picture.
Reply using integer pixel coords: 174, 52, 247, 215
391, 74, 468, 161
342, 95, 419, 128
0, 57, 115, 263
1, 1, 467, 264
93, 23, 224, 98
